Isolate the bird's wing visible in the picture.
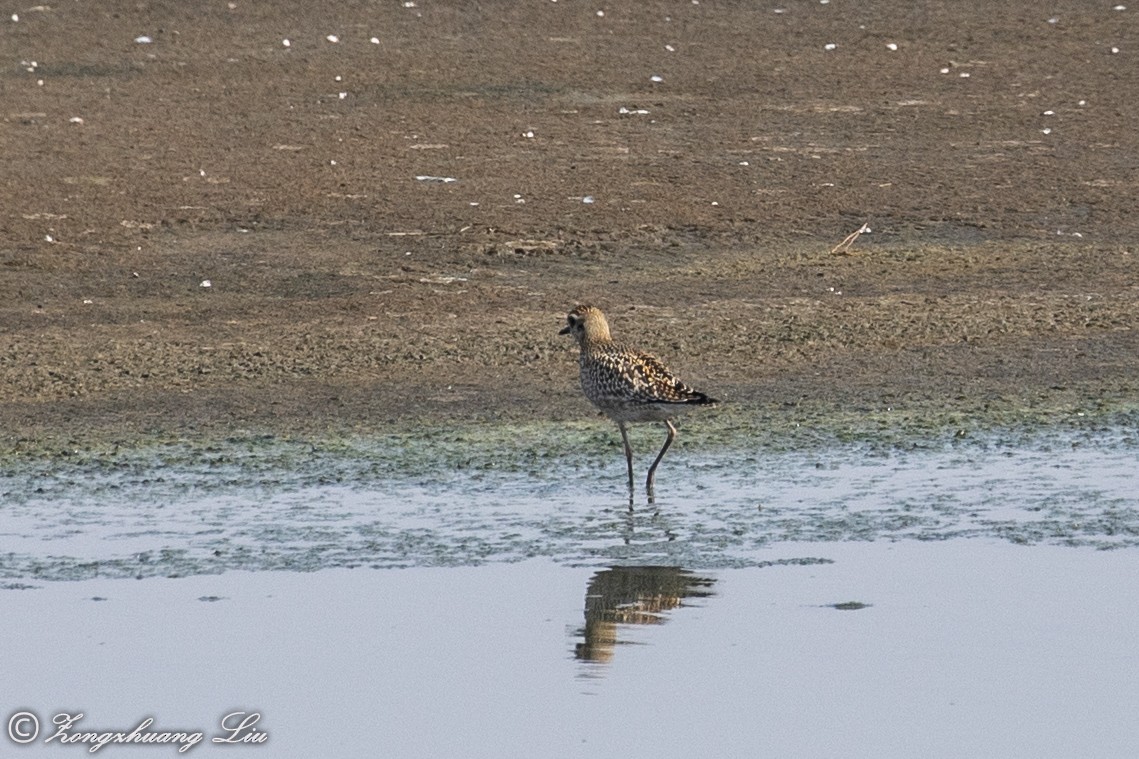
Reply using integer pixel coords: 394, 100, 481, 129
616, 348, 704, 404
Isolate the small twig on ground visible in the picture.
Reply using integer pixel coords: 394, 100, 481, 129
830, 222, 871, 255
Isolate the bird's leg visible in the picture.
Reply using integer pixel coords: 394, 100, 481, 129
646, 419, 677, 493
617, 421, 635, 493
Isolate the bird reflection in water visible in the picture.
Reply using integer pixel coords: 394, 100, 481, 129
574, 566, 715, 664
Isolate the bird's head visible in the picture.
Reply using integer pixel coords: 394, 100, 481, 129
559, 304, 611, 346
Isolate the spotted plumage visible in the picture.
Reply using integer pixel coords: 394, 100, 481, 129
560, 304, 717, 493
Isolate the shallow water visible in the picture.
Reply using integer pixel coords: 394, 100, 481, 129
2, 439, 1137, 581
3, 434, 1138, 757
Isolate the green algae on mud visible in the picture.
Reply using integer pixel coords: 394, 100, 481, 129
3, 385, 1137, 584
2, 397, 1138, 500
2, 431, 1137, 584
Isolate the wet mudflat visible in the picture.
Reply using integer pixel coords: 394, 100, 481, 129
3, 430, 1138, 757
3, 0, 1138, 442
3, 427, 1138, 580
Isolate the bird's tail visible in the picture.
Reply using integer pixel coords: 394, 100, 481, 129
684, 391, 718, 406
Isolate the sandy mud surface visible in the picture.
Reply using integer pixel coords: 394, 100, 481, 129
2, 1, 1137, 452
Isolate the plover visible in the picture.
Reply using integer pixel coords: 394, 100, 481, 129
560, 304, 717, 493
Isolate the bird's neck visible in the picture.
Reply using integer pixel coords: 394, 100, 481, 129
581, 334, 613, 352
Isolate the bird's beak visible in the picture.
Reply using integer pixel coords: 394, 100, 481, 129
558, 324, 571, 335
